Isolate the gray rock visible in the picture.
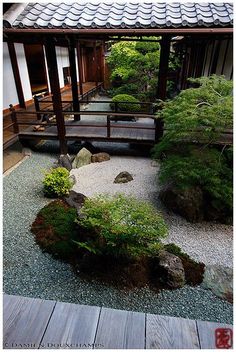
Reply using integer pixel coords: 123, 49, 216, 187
72, 148, 92, 169
158, 250, 185, 289
58, 154, 72, 171
160, 185, 204, 222
114, 171, 133, 184
202, 265, 233, 303
64, 190, 87, 215
91, 152, 110, 163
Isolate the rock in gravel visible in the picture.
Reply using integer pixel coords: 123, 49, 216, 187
58, 154, 72, 171
202, 265, 233, 303
64, 190, 87, 215
91, 152, 110, 163
114, 171, 133, 184
72, 148, 92, 169
160, 185, 204, 222
158, 250, 185, 289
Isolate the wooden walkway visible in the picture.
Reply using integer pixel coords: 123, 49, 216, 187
3, 294, 233, 349
3, 82, 101, 149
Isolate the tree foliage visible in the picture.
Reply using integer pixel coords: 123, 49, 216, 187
107, 38, 179, 100
152, 75, 233, 218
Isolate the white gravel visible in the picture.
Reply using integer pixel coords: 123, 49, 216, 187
71, 156, 233, 268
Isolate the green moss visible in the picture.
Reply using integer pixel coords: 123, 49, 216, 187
31, 200, 78, 259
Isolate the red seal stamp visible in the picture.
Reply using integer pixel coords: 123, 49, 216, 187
215, 328, 233, 349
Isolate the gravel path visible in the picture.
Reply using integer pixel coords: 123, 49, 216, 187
71, 156, 233, 268
3, 151, 233, 324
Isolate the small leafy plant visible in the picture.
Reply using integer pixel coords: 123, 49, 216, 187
75, 194, 168, 258
43, 167, 73, 197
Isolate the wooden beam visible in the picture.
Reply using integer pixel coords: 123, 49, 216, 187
76, 41, 84, 96
68, 40, 80, 121
157, 35, 171, 100
4, 27, 233, 35
44, 39, 67, 154
7, 42, 26, 108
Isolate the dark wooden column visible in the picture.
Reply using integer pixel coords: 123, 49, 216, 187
157, 35, 171, 100
68, 40, 80, 121
76, 41, 84, 97
93, 41, 98, 87
7, 42, 26, 109
44, 39, 67, 154
156, 35, 171, 141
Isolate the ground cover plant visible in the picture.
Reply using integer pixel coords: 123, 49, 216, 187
31, 192, 204, 290
43, 167, 73, 197
152, 75, 233, 223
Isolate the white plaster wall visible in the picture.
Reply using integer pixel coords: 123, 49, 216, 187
43, 45, 51, 92
3, 42, 19, 109
56, 46, 69, 88
14, 43, 32, 101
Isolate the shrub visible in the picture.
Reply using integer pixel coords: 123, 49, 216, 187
152, 75, 233, 219
43, 167, 73, 197
31, 200, 78, 259
75, 194, 168, 258
110, 94, 141, 112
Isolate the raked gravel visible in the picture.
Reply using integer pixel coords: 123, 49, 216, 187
3, 151, 233, 324
71, 156, 233, 268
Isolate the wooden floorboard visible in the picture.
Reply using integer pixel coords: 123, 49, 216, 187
146, 314, 200, 349
95, 307, 146, 349
3, 294, 56, 349
3, 294, 233, 349
40, 301, 100, 349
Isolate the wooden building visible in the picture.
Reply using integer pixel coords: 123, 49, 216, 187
3, 2, 233, 153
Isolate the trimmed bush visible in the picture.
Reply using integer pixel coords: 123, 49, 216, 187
43, 167, 73, 197
110, 94, 141, 112
75, 194, 168, 258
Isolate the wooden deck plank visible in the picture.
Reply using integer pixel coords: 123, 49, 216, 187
40, 302, 100, 349
146, 314, 200, 349
95, 307, 145, 349
197, 320, 233, 349
3, 294, 56, 349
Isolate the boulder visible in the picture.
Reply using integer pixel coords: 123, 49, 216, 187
202, 265, 233, 303
64, 190, 87, 215
58, 154, 72, 171
114, 171, 133, 184
91, 152, 110, 163
160, 185, 204, 222
72, 148, 92, 169
81, 141, 100, 154
158, 250, 185, 289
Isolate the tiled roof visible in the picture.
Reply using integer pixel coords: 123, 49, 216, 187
3, 2, 233, 29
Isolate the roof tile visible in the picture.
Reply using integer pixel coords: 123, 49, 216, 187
3, 2, 233, 30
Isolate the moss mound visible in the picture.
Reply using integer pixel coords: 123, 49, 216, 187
31, 200, 78, 259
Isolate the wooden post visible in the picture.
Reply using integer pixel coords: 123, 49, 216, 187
76, 41, 84, 97
9, 104, 19, 134
68, 40, 80, 121
7, 42, 26, 109
157, 36, 171, 100
93, 41, 98, 87
107, 116, 111, 138
44, 39, 67, 154
34, 96, 41, 120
